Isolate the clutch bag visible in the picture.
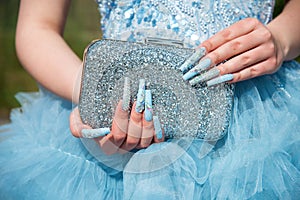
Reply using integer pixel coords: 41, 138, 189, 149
79, 39, 234, 140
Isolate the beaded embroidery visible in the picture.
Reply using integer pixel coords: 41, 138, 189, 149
96, 0, 274, 48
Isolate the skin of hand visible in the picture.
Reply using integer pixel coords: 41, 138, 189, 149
198, 0, 300, 83
70, 102, 164, 155
16, 0, 164, 154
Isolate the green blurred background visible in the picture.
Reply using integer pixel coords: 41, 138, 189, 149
0, 0, 101, 123
0, 0, 297, 124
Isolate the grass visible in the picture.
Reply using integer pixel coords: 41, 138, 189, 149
0, 0, 299, 122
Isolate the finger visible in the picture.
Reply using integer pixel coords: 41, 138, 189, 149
205, 28, 269, 66
188, 28, 270, 84
81, 128, 110, 138
231, 58, 278, 82
110, 100, 128, 147
217, 42, 275, 75
69, 107, 91, 138
97, 133, 119, 155
184, 21, 268, 82
152, 116, 165, 143
119, 102, 143, 152
138, 90, 154, 148
136, 116, 154, 149
200, 18, 260, 52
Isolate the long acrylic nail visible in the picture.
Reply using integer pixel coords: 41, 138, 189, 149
206, 74, 234, 87
182, 58, 212, 80
122, 77, 131, 111
144, 90, 153, 121
81, 128, 110, 138
153, 116, 163, 139
189, 68, 220, 86
179, 47, 206, 72
135, 79, 146, 113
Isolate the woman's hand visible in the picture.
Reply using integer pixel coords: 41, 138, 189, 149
70, 101, 164, 155
183, 18, 286, 86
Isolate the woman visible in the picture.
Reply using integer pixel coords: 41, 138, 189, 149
1, 0, 300, 199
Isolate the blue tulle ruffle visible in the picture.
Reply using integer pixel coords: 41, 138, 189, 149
1, 61, 300, 199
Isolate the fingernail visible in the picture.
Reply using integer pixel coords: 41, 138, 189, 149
135, 79, 146, 113
144, 89, 153, 121
182, 58, 212, 80
81, 128, 110, 138
179, 47, 206, 72
122, 77, 131, 111
206, 74, 234, 87
153, 116, 163, 140
189, 68, 220, 86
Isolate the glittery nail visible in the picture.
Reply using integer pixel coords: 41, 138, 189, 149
189, 68, 220, 86
122, 77, 131, 111
153, 116, 163, 139
206, 74, 234, 87
179, 47, 206, 72
144, 90, 153, 121
135, 79, 146, 113
81, 128, 110, 138
183, 58, 212, 80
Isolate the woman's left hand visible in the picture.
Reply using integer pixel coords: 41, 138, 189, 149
185, 18, 286, 85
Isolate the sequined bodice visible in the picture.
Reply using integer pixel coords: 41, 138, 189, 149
97, 0, 274, 47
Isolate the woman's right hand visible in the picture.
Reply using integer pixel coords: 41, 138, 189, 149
69, 101, 164, 155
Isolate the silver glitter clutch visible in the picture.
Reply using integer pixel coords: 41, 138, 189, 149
79, 39, 234, 140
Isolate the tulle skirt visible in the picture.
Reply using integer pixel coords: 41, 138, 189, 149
1, 61, 300, 200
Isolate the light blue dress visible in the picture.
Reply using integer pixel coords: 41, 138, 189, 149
1, 0, 300, 199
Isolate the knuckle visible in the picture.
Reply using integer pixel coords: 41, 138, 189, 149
248, 18, 260, 27
268, 43, 275, 53
218, 65, 228, 75
112, 132, 126, 143
231, 40, 242, 51
262, 29, 272, 40
234, 73, 242, 82
202, 40, 213, 52
268, 57, 277, 67
211, 51, 221, 63
249, 67, 261, 77
220, 29, 232, 41
241, 55, 251, 66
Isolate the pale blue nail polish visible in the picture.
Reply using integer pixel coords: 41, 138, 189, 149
189, 68, 220, 86
183, 71, 199, 81
135, 79, 146, 113
122, 77, 131, 111
179, 47, 206, 72
153, 116, 163, 139
81, 128, 110, 138
194, 58, 212, 72
144, 90, 153, 121
206, 74, 234, 87
183, 58, 212, 80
